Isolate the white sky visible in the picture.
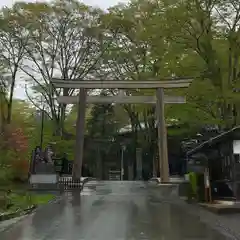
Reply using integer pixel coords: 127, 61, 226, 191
0, 0, 128, 11
0, 0, 129, 99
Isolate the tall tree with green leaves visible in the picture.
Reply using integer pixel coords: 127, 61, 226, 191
0, 7, 29, 127
162, 0, 240, 129
5, 0, 114, 135
87, 93, 118, 140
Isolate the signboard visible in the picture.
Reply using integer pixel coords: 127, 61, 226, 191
187, 158, 205, 173
233, 140, 240, 154
204, 170, 210, 188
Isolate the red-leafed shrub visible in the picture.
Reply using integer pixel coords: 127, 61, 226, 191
1, 124, 29, 182
11, 158, 30, 182
5, 127, 28, 153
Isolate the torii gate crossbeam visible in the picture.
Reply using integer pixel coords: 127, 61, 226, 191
57, 95, 186, 104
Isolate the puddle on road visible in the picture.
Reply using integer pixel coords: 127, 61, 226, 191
81, 189, 95, 196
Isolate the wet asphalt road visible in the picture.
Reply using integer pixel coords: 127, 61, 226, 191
0, 181, 232, 240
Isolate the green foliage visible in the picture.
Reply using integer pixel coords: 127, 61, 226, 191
87, 101, 119, 139
0, 192, 54, 212
24, 117, 75, 159
161, 0, 240, 127
28, 193, 55, 206
0, 167, 11, 186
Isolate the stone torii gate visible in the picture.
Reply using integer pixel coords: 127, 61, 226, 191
50, 79, 192, 183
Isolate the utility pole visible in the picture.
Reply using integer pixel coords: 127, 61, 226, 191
39, 95, 45, 150
40, 106, 44, 150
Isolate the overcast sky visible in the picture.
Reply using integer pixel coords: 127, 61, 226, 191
1, 0, 129, 99
0, 0, 128, 10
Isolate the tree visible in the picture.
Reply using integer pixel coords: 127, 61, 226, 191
6, 0, 113, 135
162, 0, 240, 128
101, 0, 184, 163
0, 7, 28, 127
87, 92, 119, 140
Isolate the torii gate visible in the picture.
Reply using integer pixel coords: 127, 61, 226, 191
50, 78, 192, 183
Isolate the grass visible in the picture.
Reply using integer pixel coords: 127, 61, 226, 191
30, 193, 55, 205
0, 181, 56, 220
0, 192, 55, 214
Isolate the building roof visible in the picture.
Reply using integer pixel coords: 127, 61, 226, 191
187, 126, 240, 156
118, 119, 179, 134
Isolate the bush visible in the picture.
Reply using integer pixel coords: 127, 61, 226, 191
11, 159, 29, 182
0, 167, 11, 185
0, 124, 29, 183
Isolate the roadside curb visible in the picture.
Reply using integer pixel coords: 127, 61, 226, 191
0, 205, 36, 222
0, 193, 61, 223
0, 193, 61, 234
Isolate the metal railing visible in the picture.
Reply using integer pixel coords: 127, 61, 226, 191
59, 176, 82, 190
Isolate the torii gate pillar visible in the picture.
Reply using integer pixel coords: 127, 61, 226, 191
72, 88, 87, 179
156, 88, 169, 182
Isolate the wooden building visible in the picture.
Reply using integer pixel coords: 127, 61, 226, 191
186, 126, 240, 200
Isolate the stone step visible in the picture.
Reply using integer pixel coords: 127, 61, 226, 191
29, 174, 58, 184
